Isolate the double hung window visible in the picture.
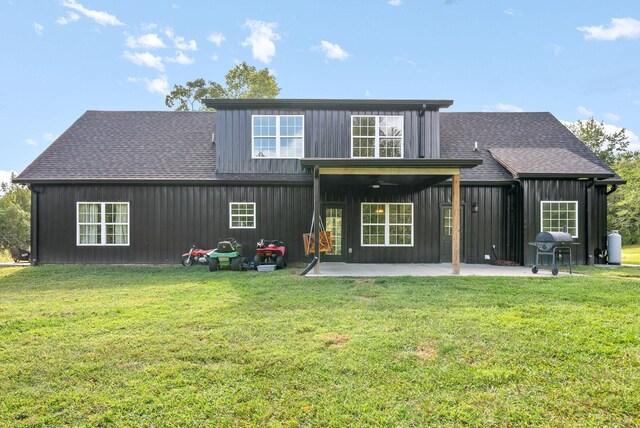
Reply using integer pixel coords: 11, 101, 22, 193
351, 115, 403, 158
252, 115, 304, 158
540, 201, 578, 237
77, 202, 129, 246
230, 202, 256, 229
361, 203, 413, 246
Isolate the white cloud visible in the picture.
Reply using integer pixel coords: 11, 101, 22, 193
388, 0, 401, 6
577, 17, 640, 41
25, 138, 37, 146
43, 133, 56, 142
577, 105, 594, 117
172, 3, 180, 9
126, 33, 166, 49
365, 89, 372, 97
123, 51, 164, 71
496, 103, 524, 112
394, 56, 416, 66
164, 29, 197, 51
242, 19, 280, 64
127, 75, 169, 95
552, 44, 563, 56
207, 32, 225, 46
211, 53, 218, 61
33, 22, 43, 35
57, 11, 80, 25
141, 22, 157, 31
313, 40, 349, 61
504, 8, 522, 16
603, 112, 620, 122
62, 0, 124, 26
165, 51, 193, 65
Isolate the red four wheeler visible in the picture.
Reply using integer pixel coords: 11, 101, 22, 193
254, 239, 287, 269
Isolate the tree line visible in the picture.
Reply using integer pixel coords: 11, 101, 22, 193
565, 118, 640, 245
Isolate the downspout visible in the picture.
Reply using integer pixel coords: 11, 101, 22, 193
606, 184, 618, 195
418, 107, 425, 158
585, 179, 595, 265
29, 185, 41, 266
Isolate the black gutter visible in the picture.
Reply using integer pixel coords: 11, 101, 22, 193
204, 98, 454, 110
517, 172, 615, 179
12, 177, 315, 186
418, 107, 425, 158
606, 184, 619, 195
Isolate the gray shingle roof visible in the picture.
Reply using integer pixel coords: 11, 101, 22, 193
16, 109, 618, 184
16, 111, 217, 182
440, 112, 618, 181
489, 147, 612, 178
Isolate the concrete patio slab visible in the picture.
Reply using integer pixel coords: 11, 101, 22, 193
304, 262, 576, 277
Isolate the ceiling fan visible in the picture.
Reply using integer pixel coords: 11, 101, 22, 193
369, 179, 399, 189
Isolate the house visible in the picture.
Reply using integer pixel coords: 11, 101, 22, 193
14, 99, 623, 272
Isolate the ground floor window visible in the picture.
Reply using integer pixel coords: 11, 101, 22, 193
230, 202, 256, 228
361, 202, 413, 246
540, 201, 578, 237
77, 202, 129, 246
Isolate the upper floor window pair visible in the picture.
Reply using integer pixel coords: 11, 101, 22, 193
251, 114, 404, 159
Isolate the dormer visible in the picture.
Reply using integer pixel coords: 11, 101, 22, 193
204, 99, 453, 174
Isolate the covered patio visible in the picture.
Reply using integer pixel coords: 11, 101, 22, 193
303, 262, 575, 277
300, 158, 483, 275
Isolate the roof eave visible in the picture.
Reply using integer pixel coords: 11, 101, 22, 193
300, 158, 482, 169
203, 98, 454, 110
517, 172, 615, 179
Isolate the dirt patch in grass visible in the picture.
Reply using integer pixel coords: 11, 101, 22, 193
320, 332, 349, 347
416, 344, 438, 362
354, 295, 375, 302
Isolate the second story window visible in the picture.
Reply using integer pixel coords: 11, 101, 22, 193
351, 115, 403, 158
252, 115, 304, 159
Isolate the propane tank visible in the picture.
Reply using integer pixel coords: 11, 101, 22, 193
607, 230, 622, 265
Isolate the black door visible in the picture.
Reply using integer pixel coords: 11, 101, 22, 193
440, 205, 464, 263
322, 204, 345, 262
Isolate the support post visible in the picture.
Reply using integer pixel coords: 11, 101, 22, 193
452, 174, 461, 274
313, 166, 321, 274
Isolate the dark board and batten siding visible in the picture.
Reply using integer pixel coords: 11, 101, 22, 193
215, 109, 440, 174
35, 184, 313, 264
34, 182, 513, 265
521, 179, 608, 265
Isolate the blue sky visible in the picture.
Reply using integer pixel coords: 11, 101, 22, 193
2, 0, 640, 182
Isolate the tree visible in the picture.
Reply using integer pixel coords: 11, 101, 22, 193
608, 156, 640, 245
564, 117, 633, 166
0, 174, 31, 250
165, 62, 280, 111
565, 118, 640, 245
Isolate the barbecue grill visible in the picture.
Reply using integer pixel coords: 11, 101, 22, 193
529, 231, 574, 276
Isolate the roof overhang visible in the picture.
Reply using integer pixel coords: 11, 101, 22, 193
204, 98, 454, 111
301, 158, 482, 188
301, 158, 481, 173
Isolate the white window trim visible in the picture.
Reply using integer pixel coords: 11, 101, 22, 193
540, 200, 579, 238
251, 114, 305, 159
229, 202, 256, 229
76, 202, 130, 246
361, 202, 414, 247
350, 115, 404, 159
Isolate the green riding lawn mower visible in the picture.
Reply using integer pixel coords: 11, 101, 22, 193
207, 238, 244, 271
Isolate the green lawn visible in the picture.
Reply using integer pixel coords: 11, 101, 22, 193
1, 265, 639, 426
623, 245, 640, 265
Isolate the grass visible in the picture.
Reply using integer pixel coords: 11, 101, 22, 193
1, 265, 639, 426
623, 245, 640, 265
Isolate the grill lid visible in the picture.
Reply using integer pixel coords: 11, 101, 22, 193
534, 231, 573, 243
